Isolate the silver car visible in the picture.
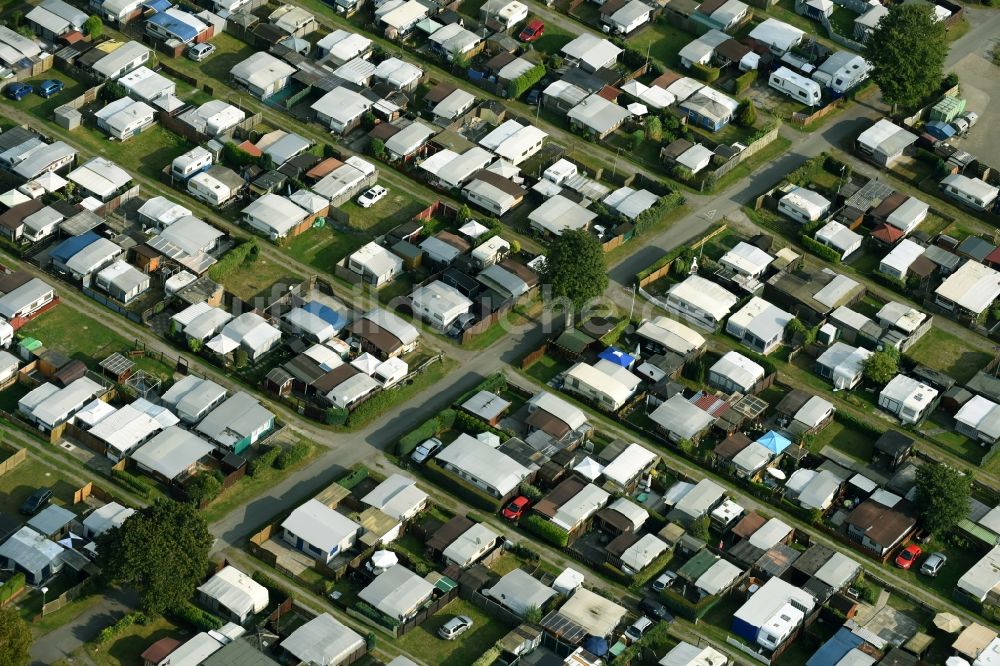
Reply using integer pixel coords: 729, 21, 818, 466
438, 615, 473, 640
920, 552, 947, 577
411, 437, 442, 464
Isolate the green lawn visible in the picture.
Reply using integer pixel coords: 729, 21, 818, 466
221, 256, 305, 303
5, 70, 88, 122
0, 455, 79, 516
19, 307, 129, 366
283, 224, 369, 273
153, 32, 257, 88
828, 6, 855, 37
524, 353, 566, 385
51, 118, 192, 182
808, 419, 873, 461
626, 21, 692, 71
394, 598, 513, 666
906, 327, 992, 385
341, 193, 429, 231
85, 615, 181, 666
530, 22, 575, 56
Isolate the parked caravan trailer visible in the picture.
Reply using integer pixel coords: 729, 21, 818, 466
812, 54, 871, 95
171, 147, 213, 181
769, 66, 821, 106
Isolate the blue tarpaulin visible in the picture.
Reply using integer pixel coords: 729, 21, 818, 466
302, 301, 349, 333
757, 430, 791, 455
51, 231, 100, 265
146, 11, 199, 43
141, 0, 172, 13
805, 628, 864, 666
598, 347, 635, 368
925, 120, 956, 140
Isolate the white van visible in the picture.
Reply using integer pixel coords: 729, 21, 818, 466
769, 66, 822, 106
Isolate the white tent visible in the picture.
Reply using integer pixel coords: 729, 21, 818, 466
627, 102, 648, 116
459, 220, 490, 239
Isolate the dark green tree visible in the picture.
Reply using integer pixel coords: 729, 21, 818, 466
735, 99, 757, 128
541, 229, 608, 311
689, 515, 710, 540
864, 3, 947, 112
185, 473, 222, 506
233, 348, 249, 369
456, 204, 474, 224
96, 500, 213, 615
0, 607, 30, 666
862, 347, 899, 385
644, 115, 662, 142
369, 138, 385, 160
84, 15, 103, 38
915, 464, 970, 536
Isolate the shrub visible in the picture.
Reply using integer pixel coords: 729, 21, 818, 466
171, 602, 223, 632
274, 440, 311, 470
111, 468, 152, 498
0, 573, 25, 604
251, 571, 293, 601
208, 239, 259, 282
453, 411, 507, 440
98, 611, 146, 644
691, 62, 720, 83
369, 138, 385, 160
735, 99, 757, 127
249, 446, 280, 476
233, 349, 249, 369
338, 466, 369, 490
800, 234, 842, 263
734, 69, 757, 94
507, 63, 546, 99
356, 600, 398, 628
521, 514, 569, 548
519, 483, 544, 502
185, 472, 222, 506
323, 407, 348, 425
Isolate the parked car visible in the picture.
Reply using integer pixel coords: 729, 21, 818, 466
358, 185, 388, 208
438, 615, 473, 640
502, 496, 530, 520
411, 437, 443, 464
20, 488, 52, 515
187, 43, 216, 62
961, 111, 979, 129
624, 616, 654, 643
519, 19, 544, 42
651, 571, 677, 592
37, 80, 64, 98
920, 552, 947, 577
639, 597, 673, 622
5, 83, 33, 101
447, 312, 476, 338
895, 544, 922, 570
525, 88, 541, 106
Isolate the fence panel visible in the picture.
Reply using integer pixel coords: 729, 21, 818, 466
0, 446, 26, 477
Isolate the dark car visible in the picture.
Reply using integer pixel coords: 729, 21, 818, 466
639, 597, 673, 622
525, 88, 541, 106
20, 488, 52, 515
519, 19, 544, 42
37, 79, 64, 98
5, 83, 33, 101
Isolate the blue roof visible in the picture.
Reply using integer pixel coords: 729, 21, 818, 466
805, 628, 864, 666
757, 430, 791, 455
925, 120, 955, 140
141, 0, 172, 12
51, 231, 100, 265
146, 11, 198, 42
598, 347, 635, 368
302, 301, 349, 332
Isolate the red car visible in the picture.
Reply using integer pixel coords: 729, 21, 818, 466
895, 544, 922, 570
519, 19, 544, 42
503, 496, 530, 520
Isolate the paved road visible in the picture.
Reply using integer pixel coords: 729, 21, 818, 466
28, 588, 137, 666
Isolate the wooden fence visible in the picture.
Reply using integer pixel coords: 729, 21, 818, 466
55, 84, 103, 112
520, 343, 549, 369
40, 579, 89, 617
792, 99, 844, 127
635, 223, 729, 289
73, 481, 121, 506
394, 586, 459, 637
0, 445, 26, 478
712, 124, 782, 179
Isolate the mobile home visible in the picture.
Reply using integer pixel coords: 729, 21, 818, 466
769, 66, 821, 107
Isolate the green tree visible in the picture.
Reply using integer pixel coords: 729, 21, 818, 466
361, 111, 376, 130
233, 348, 249, 369
735, 99, 757, 128
221, 142, 255, 169
186, 337, 202, 353
523, 606, 542, 623
915, 464, 970, 536
629, 129, 645, 152
457, 204, 474, 225
0, 607, 30, 666
862, 347, 899, 385
864, 3, 947, 112
644, 115, 662, 141
185, 473, 222, 506
541, 229, 608, 311
7, 10, 23, 28
452, 49, 471, 71
84, 14, 103, 38
689, 515, 710, 540
369, 138, 385, 160
96, 500, 213, 615
509, 239, 521, 254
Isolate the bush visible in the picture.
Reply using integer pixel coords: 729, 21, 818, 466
519, 483, 544, 502
507, 63, 546, 99
800, 234, 842, 263
249, 445, 281, 476
274, 440, 311, 470
338, 465, 369, 490
734, 69, 757, 94
521, 514, 569, 548
453, 411, 507, 440
208, 239, 259, 282
323, 407, 348, 425
171, 602, 223, 632
251, 570, 293, 602
111, 468, 152, 498
691, 62, 720, 83
735, 99, 757, 127
397, 417, 440, 456
185, 472, 222, 506
0, 573, 25, 604
629, 549, 674, 590
356, 600, 398, 628
98, 611, 146, 644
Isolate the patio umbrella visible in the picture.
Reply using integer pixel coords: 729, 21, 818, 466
934, 612, 964, 633
371, 550, 398, 569
627, 102, 648, 116
766, 467, 787, 481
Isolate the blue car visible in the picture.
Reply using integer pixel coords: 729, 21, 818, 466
37, 79, 64, 98
5, 82, 32, 101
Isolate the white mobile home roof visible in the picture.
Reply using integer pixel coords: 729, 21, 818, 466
198, 565, 269, 620
68, 157, 131, 198
361, 308, 419, 345
65, 237, 121, 276
433, 88, 476, 120
479, 120, 547, 163
92, 42, 150, 79
567, 94, 632, 135
936, 261, 1000, 314
485, 569, 556, 615
674, 478, 724, 518
565, 362, 633, 407
879, 239, 925, 276
317, 30, 371, 63
667, 275, 738, 322
88, 403, 163, 456
373, 57, 423, 88
118, 66, 175, 102
230, 51, 295, 90
649, 394, 715, 439
361, 474, 428, 520
528, 194, 597, 235
0, 526, 63, 576
385, 121, 436, 158
636, 316, 705, 355
748, 17, 804, 51
281, 499, 359, 554
886, 196, 928, 232
560, 33, 623, 71
781, 186, 830, 220
242, 193, 308, 237
721, 241, 773, 275
358, 565, 434, 620
442, 522, 499, 564
551, 483, 610, 530
0, 277, 53, 319
815, 220, 861, 255
711, 350, 765, 388
602, 443, 658, 487
558, 587, 626, 637
82, 501, 134, 537
621, 533, 668, 571
858, 118, 918, 157
733, 577, 814, 626
195, 391, 274, 449
528, 390, 588, 431
435, 433, 530, 496
660, 643, 728, 666
959, 544, 1000, 602
437, 147, 495, 188
131, 426, 213, 480
603, 186, 659, 220
280, 613, 364, 666
748, 517, 792, 550
942, 174, 999, 204
21, 377, 102, 428
696, 559, 743, 595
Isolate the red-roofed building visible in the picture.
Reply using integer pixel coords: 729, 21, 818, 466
870, 223, 904, 247
237, 140, 263, 157
985, 247, 1000, 270
597, 85, 621, 102
694, 392, 732, 418
142, 637, 181, 666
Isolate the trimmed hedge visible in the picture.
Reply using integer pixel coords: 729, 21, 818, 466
800, 234, 842, 264
691, 62, 720, 83
521, 514, 569, 548
453, 411, 508, 440
456, 373, 507, 406
251, 570, 294, 602
249, 445, 281, 476
338, 466, 370, 490
833, 410, 883, 436
275, 440, 311, 470
507, 63, 546, 99
397, 417, 441, 456
734, 69, 757, 94
424, 460, 503, 512
0, 572, 25, 605
208, 239, 259, 282
171, 602, 223, 632
111, 468, 152, 498
629, 549, 674, 590
660, 586, 723, 621
98, 611, 146, 644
